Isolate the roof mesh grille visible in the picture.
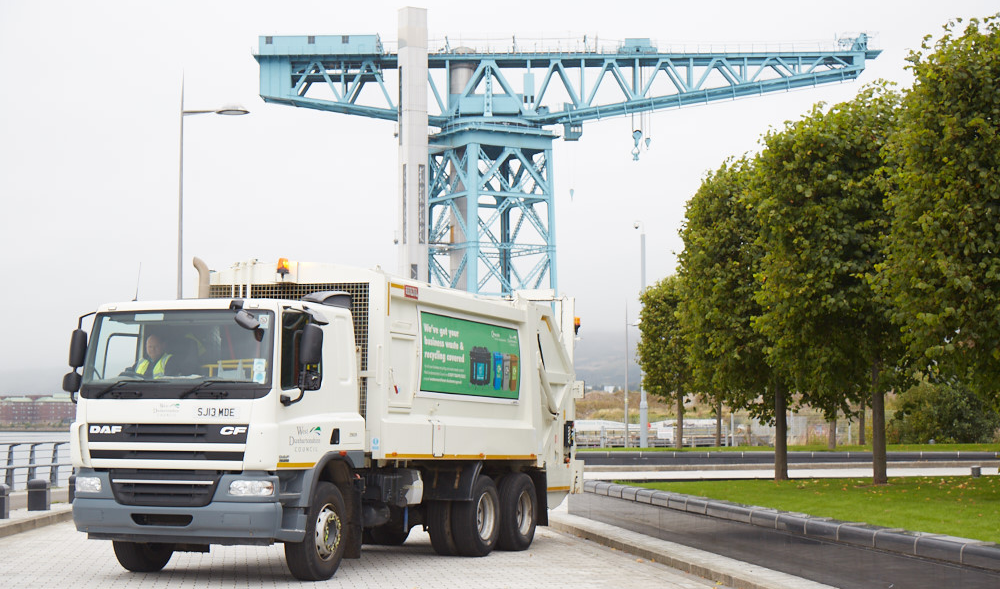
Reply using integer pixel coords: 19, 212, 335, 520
208, 281, 370, 416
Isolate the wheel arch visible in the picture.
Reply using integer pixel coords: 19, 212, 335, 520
297, 453, 364, 559
420, 460, 484, 501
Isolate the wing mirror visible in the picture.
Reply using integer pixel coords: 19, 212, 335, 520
234, 310, 261, 330
63, 329, 88, 398
282, 324, 324, 406
300, 324, 323, 365
62, 372, 82, 395
68, 329, 88, 368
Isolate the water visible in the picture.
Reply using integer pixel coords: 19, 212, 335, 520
0, 430, 70, 443
1, 430, 72, 490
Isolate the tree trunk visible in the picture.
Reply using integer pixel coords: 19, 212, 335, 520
871, 363, 887, 485
859, 395, 867, 446
715, 399, 723, 447
774, 383, 789, 481
675, 393, 684, 450
828, 417, 837, 450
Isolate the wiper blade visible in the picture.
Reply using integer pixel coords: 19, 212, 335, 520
94, 379, 144, 399
180, 379, 242, 399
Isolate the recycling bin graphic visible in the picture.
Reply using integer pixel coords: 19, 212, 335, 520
470, 346, 491, 385
493, 352, 504, 390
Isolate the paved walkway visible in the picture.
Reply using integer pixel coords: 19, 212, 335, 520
10, 463, 982, 588
0, 502, 72, 538
0, 511, 742, 588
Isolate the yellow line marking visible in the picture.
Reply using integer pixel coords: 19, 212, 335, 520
382, 454, 537, 461
276, 462, 316, 469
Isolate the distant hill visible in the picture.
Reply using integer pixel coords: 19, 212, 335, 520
572, 330, 641, 391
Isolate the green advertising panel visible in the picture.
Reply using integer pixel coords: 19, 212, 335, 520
419, 312, 521, 400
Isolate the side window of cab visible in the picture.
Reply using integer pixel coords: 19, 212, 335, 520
281, 311, 308, 389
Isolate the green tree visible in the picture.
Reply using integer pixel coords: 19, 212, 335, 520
677, 158, 792, 479
874, 15, 1000, 399
751, 84, 902, 484
888, 380, 1000, 443
637, 274, 691, 449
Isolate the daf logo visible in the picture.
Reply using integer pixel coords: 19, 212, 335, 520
220, 426, 248, 436
90, 425, 122, 435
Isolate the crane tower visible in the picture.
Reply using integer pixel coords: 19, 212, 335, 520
255, 7, 880, 296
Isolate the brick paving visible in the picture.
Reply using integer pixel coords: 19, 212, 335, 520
0, 518, 728, 588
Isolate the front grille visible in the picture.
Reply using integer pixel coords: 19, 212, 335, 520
131, 513, 194, 526
209, 280, 371, 417
87, 423, 247, 465
92, 450, 243, 461
87, 423, 248, 444
110, 469, 221, 507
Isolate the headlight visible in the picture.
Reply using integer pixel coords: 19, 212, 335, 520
229, 479, 274, 497
76, 476, 102, 493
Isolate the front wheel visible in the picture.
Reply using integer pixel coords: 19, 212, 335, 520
112, 541, 173, 572
285, 482, 347, 581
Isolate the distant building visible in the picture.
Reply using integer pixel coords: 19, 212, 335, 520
0, 394, 75, 425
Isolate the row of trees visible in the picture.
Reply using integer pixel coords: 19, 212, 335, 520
637, 15, 1000, 482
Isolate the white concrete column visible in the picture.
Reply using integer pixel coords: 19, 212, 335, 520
398, 7, 429, 281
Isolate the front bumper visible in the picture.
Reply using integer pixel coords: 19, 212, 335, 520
72, 469, 305, 545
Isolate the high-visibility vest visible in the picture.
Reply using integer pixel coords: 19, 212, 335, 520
136, 354, 172, 378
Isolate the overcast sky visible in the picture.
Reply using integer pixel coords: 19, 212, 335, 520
1, 0, 994, 392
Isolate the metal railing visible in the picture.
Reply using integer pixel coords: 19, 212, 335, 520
2, 442, 71, 491
575, 424, 734, 449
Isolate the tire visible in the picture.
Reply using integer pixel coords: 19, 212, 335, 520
112, 541, 173, 572
497, 473, 537, 551
284, 482, 347, 581
451, 475, 500, 557
427, 500, 458, 556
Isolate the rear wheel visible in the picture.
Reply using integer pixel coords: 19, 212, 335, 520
285, 482, 347, 581
112, 541, 173, 572
451, 475, 500, 557
427, 500, 458, 556
497, 473, 536, 551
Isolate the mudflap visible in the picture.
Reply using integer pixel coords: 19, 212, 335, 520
344, 477, 365, 559
527, 470, 548, 526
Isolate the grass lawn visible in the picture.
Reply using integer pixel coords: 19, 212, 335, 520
633, 476, 1000, 543
581, 443, 999, 452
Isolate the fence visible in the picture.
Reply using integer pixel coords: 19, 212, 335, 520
576, 420, 733, 448
1, 441, 72, 491
577, 413, 866, 449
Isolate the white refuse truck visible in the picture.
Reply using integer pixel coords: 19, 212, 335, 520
62, 259, 583, 580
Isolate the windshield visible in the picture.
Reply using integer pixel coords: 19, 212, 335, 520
80, 309, 274, 399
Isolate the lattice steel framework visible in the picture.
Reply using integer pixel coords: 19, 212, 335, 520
256, 33, 880, 296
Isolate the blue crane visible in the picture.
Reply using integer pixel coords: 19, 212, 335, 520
256, 21, 879, 297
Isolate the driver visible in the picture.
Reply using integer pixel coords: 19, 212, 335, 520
135, 334, 176, 379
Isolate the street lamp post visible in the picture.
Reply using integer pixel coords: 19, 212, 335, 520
178, 78, 249, 299
624, 303, 629, 448
634, 221, 648, 448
